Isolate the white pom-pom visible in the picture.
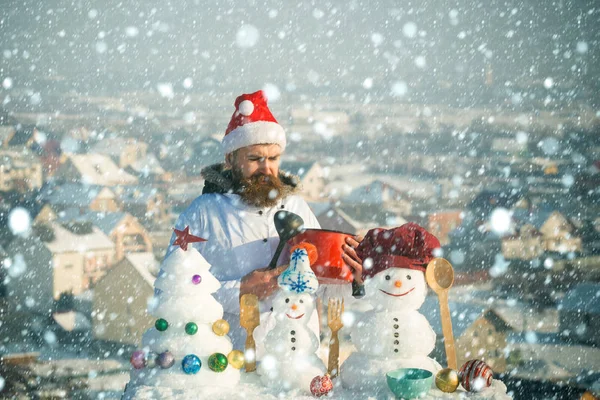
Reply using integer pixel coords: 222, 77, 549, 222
238, 100, 254, 116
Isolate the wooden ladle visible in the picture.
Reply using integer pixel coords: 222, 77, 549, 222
425, 258, 458, 370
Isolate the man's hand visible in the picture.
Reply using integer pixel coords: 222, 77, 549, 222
342, 235, 364, 284
240, 264, 288, 300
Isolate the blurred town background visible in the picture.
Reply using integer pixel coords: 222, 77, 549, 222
1, 0, 599, 398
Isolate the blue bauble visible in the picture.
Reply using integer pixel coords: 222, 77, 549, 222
182, 354, 201, 374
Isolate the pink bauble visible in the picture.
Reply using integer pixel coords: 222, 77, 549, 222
130, 350, 146, 369
458, 359, 493, 392
310, 374, 333, 397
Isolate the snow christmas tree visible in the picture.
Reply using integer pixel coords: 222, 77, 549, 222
126, 227, 242, 391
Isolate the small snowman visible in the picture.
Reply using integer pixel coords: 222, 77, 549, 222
341, 223, 442, 395
258, 243, 326, 393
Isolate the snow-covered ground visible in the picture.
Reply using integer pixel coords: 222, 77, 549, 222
122, 372, 510, 400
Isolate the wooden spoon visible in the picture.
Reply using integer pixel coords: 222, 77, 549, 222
425, 258, 458, 370
240, 293, 260, 372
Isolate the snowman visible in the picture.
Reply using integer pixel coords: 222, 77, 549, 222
258, 242, 326, 393
341, 223, 443, 394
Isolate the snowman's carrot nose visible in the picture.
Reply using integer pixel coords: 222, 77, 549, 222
394, 280, 403, 288
291, 304, 298, 310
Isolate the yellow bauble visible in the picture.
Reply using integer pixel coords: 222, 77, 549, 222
212, 319, 230, 336
435, 368, 460, 393
227, 350, 245, 369
581, 391, 599, 400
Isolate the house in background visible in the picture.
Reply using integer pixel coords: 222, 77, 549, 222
4, 236, 54, 315
282, 161, 326, 201
539, 211, 582, 253
3, 124, 40, 148
49, 210, 153, 262
421, 297, 513, 373
37, 183, 120, 214
93, 252, 158, 345
559, 283, 600, 347
55, 153, 138, 186
502, 210, 582, 260
90, 137, 148, 169
114, 185, 170, 228
0, 125, 16, 147
0, 149, 43, 192
428, 210, 463, 245
6, 221, 116, 311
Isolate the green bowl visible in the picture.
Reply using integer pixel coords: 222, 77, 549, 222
386, 368, 433, 399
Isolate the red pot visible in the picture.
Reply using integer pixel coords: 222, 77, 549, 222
288, 229, 355, 284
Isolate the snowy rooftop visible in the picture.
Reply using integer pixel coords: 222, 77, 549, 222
125, 252, 159, 286
44, 221, 115, 253
67, 153, 138, 186
559, 283, 600, 315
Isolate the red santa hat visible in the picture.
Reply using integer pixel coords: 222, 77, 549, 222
221, 90, 286, 154
356, 223, 441, 279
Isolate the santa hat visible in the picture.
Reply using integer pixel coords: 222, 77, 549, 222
278, 243, 319, 294
221, 90, 286, 154
356, 223, 440, 279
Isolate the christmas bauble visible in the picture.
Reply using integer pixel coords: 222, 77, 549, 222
435, 368, 459, 393
157, 351, 175, 369
459, 360, 493, 392
146, 352, 158, 368
130, 350, 146, 369
208, 353, 228, 372
182, 354, 201, 374
310, 374, 333, 397
192, 274, 202, 285
227, 350, 245, 369
185, 322, 198, 335
155, 318, 169, 332
581, 391, 600, 400
212, 319, 230, 336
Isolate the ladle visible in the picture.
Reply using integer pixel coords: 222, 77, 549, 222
425, 257, 457, 370
267, 210, 305, 269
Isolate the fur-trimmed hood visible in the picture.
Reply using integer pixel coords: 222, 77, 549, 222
200, 163, 301, 196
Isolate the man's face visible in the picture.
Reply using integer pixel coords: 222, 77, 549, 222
227, 143, 281, 179
227, 144, 285, 207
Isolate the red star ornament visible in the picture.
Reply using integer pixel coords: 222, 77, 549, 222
172, 226, 207, 251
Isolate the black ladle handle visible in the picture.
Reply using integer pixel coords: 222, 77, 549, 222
268, 240, 286, 270
352, 279, 365, 298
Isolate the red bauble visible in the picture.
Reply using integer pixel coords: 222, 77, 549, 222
458, 359, 493, 392
310, 374, 333, 397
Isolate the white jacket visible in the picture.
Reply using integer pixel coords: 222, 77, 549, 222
166, 192, 321, 315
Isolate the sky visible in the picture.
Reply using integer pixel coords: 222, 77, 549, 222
1, 0, 598, 98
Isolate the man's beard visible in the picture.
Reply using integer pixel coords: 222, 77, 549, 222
231, 169, 286, 208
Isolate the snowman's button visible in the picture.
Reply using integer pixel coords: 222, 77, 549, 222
291, 330, 295, 335
292, 347, 296, 351
394, 333, 399, 338
393, 324, 399, 329
394, 349, 398, 353
393, 318, 398, 322
394, 340, 399, 345
291, 338, 296, 343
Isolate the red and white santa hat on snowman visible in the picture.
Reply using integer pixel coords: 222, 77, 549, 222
356, 223, 441, 279
222, 90, 286, 154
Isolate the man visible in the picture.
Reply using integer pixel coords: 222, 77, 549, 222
166, 90, 363, 350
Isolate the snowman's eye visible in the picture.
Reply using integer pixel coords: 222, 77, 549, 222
385, 275, 391, 280
285, 298, 290, 303
406, 275, 412, 280
299, 299, 304, 304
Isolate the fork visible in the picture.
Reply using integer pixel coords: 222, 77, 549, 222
327, 297, 344, 378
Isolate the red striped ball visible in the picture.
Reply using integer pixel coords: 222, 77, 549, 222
458, 360, 493, 392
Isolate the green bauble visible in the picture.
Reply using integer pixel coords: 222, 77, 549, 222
155, 318, 169, 332
208, 353, 228, 372
185, 322, 198, 335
